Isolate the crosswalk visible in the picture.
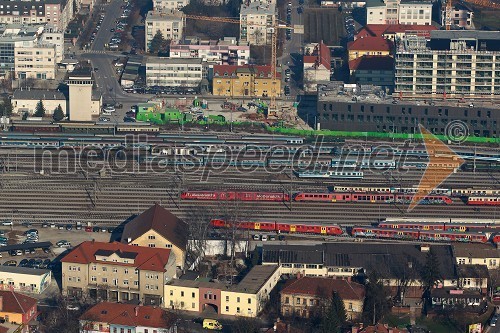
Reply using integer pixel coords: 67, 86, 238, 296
83, 50, 107, 54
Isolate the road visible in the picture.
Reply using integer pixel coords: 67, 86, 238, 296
281, 0, 304, 98
91, 0, 123, 52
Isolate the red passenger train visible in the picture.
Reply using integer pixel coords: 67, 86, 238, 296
294, 192, 452, 205
180, 191, 290, 201
210, 219, 343, 236
378, 222, 500, 232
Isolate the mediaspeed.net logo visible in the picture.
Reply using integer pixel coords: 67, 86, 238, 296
408, 123, 466, 211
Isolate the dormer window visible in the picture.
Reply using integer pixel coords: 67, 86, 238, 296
224, 72, 228, 76
260, 72, 264, 77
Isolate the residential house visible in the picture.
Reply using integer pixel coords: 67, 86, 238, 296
121, 204, 188, 270
452, 243, 499, 270
0, 266, 52, 294
366, 0, 432, 25
457, 265, 489, 294
431, 288, 486, 311
240, 1, 276, 45
212, 64, 281, 97
165, 265, 281, 317
354, 23, 437, 41
280, 277, 365, 320
12, 89, 67, 115
348, 55, 394, 91
79, 302, 177, 333
303, 41, 331, 93
347, 36, 393, 61
0, 290, 38, 333
61, 241, 177, 306
145, 10, 185, 52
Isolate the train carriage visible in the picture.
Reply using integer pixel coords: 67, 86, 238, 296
467, 196, 500, 206
180, 191, 289, 201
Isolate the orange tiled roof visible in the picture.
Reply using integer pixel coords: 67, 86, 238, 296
281, 277, 365, 301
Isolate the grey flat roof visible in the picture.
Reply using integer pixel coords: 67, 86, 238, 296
0, 242, 52, 252
431, 30, 500, 40
0, 266, 50, 276
231, 265, 278, 293
240, 1, 276, 15
146, 57, 203, 65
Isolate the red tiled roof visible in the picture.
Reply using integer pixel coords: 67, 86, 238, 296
0, 326, 8, 333
60, 241, 172, 272
281, 277, 365, 301
349, 55, 394, 71
355, 24, 437, 39
0, 290, 37, 314
359, 323, 408, 333
303, 41, 331, 70
348, 36, 393, 52
121, 204, 188, 251
213, 64, 281, 79
80, 302, 176, 328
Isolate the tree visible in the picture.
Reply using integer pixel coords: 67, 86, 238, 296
149, 30, 166, 54
232, 317, 260, 333
420, 248, 442, 295
362, 271, 392, 325
34, 99, 46, 117
22, 112, 28, 120
319, 292, 346, 333
0, 96, 13, 117
53, 104, 65, 121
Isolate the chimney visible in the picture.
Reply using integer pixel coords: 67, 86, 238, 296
134, 307, 139, 317
0, 296, 3, 311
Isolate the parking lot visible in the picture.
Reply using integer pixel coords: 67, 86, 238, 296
0, 224, 114, 267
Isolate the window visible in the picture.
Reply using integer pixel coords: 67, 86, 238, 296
124, 280, 129, 285
237, 307, 240, 313
296, 298, 301, 304
113, 268, 118, 273
248, 298, 251, 304
91, 276, 96, 282
226, 295, 229, 302
148, 235, 155, 240
285, 297, 289, 304
192, 292, 195, 298
181, 291, 184, 297
237, 297, 240, 303
102, 267, 107, 272
170, 290, 173, 296
102, 278, 107, 283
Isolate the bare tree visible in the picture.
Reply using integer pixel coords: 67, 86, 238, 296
186, 206, 215, 261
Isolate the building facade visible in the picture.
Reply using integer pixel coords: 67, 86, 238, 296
66, 67, 100, 121
61, 241, 177, 306
395, 30, 500, 98
145, 57, 203, 88
169, 39, 250, 65
12, 89, 66, 115
0, 290, 38, 333
441, 2, 473, 29
15, 45, 57, 80
240, 1, 275, 45
165, 265, 281, 317
80, 302, 177, 333
280, 277, 365, 320
0, 267, 52, 294
348, 55, 394, 91
121, 204, 188, 270
452, 244, 499, 270
303, 41, 331, 92
212, 64, 281, 97
145, 10, 185, 52
347, 36, 393, 61
153, 0, 189, 11
397, 0, 432, 25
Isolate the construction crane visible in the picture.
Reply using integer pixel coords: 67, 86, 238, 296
184, 14, 299, 116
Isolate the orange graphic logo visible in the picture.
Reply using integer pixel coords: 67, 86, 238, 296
408, 124, 465, 211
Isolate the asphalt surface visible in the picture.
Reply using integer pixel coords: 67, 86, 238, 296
281, 0, 304, 98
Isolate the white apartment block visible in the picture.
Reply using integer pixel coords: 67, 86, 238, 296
40, 25, 64, 62
15, 45, 57, 80
145, 57, 203, 87
153, 0, 189, 11
398, 0, 432, 25
366, 0, 432, 25
240, 1, 276, 46
169, 39, 250, 65
395, 30, 500, 97
145, 10, 185, 52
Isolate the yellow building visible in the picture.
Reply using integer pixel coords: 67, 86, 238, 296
280, 277, 365, 320
0, 290, 38, 333
165, 265, 281, 317
212, 65, 281, 98
347, 36, 393, 61
121, 204, 188, 269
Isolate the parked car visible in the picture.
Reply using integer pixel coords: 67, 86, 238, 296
1, 221, 12, 226
56, 240, 71, 247
42, 248, 50, 253
19, 259, 29, 267
3, 260, 17, 266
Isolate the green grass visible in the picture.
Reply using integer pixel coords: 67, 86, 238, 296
383, 314, 461, 333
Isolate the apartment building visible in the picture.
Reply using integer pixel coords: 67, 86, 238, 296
452, 243, 499, 270
348, 55, 394, 90
121, 204, 188, 269
165, 265, 281, 317
398, 0, 432, 25
240, 1, 276, 46
61, 241, 177, 306
395, 30, 500, 98
15, 45, 57, 80
212, 64, 281, 97
153, 0, 189, 11
366, 0, 432, 25
145, 10, 184, 51
170, 39, 250, 65
80, 302, 177, 333
355, 24, 437, 41
0, 24, 63, 79
441, 2, 473, 29
0, 0, 77, 31
280, 277, 365, 320
145, 57, 203, 88
0, 290, 38, 333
